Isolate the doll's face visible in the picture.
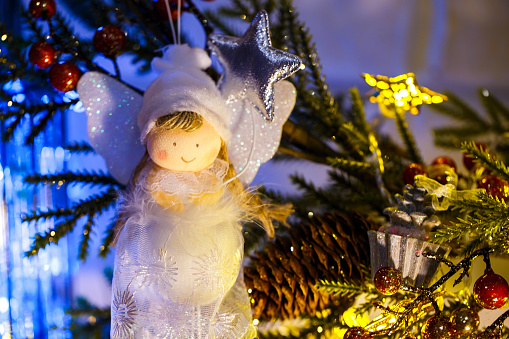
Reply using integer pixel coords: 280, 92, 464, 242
147, 119, 222, 172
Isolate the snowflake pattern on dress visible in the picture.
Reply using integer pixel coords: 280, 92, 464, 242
192, 247, 239, 295
145, 296, 211, 338
135, 248, 178, 292
111, 289, 138, 339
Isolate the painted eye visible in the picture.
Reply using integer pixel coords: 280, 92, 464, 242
196, 144, 199, 148
173, 142, 176, 146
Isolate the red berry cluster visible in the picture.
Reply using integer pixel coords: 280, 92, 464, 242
402, 156, 457, 186
463, 143, 509, 201
27, 0, 127, 92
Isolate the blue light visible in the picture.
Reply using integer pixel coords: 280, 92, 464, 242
41, 95, 49, 104
2, 79, 23, 93
12, 93, 25, 103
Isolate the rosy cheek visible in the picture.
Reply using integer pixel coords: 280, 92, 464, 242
157, 150, 168, 161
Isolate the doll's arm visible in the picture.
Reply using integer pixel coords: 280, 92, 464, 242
147, 169, 184, 212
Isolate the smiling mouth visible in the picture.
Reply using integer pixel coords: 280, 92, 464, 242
181, 157, 196, 163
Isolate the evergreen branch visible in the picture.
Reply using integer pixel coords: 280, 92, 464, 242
349, 88, 370, 138
64, 142, 95, 154
316, 279, 376, 298
278, 146, 327, 164
2, 115, 23, 142
99, 219, 116, 258
326, 157, 374, 174
24, 171, 121, 188
478, 89, 504, 132
431, 92, 489, 128
23, 207, 76, 223
461, 141, 509, 182
290, 174, 342, 211
433, 136, 462, 150
433, 191, 509, 255
25, 103, 68, 144
339, 122, 369, 156
433, 126, 486, 139
394, 108, 423, 164
79, 214, 94, 261
282, 119, 338, 159
203, 10, 240, 36
26, 189, 117, 257
479, 89, 509, 124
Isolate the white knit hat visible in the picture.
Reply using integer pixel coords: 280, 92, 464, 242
137, 44, 231, 143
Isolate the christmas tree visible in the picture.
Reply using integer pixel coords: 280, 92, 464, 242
1, 0, 508, 338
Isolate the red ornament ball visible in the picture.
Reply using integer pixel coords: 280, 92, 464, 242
93, 25, 126, 58
463, 142, 488, 171
421, 315, 456, 339
29, 0, 56, 20
477, 175, 509, 201
28, 42, 57, 69
344, 327, 373, 339
473, 269, 509, 309
48, 61, 81, 92
403, 163, 427, 185
374, 266, 403, 295
431, 156, 457, 172
449, 306, 479, 335
153, 0, 184, 21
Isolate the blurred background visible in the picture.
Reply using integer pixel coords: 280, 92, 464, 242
1, 0, 509, 337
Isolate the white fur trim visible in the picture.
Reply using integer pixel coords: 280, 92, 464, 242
138, 44, 231, 143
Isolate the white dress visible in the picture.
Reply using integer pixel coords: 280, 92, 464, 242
110, 159, 256, 338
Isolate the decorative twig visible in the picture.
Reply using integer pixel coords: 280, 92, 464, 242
369, 247, 493, 336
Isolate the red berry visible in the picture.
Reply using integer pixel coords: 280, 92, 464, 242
477, 175, 509, 201
374, 266, 402, 295
29, 0, 56, 20
344, 327, 373, 339
473, 269, 509, 309
403, 163, 427, 185
48, 61, 81, 92
153, 0, 184, 21
431, 156, 457, 172
421, 315, 456, 339
28, 42, 57, 69
93, 25, 126, 58
449, 306, 479, 335
463, 143, 488, 171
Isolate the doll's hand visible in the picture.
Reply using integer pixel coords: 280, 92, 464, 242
189, 187, 223, 205
151, 190, 184, 212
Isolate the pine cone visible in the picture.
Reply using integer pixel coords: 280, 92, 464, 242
244, 212, 377, 320
381, 185, 441, 238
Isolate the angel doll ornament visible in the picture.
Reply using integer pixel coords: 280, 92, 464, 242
77, 11, 301, 338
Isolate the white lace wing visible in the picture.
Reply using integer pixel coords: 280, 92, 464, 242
228, 80, 296, 185
77, 72, 145, 186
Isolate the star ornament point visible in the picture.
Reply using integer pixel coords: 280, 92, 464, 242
208, 10, 302, 121
362, 72, 447, 116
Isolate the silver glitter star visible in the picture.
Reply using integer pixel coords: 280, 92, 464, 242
208, 10, 302, 121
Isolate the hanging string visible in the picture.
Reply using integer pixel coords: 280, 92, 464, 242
164, 0, 178, 44
177, 0, 182, 45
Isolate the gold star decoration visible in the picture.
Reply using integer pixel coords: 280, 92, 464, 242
362, 73, 447, 116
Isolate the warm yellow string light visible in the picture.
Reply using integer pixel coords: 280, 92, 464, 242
362, 73, 447, 116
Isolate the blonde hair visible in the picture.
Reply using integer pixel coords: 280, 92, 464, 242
113, 112, 291, 244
